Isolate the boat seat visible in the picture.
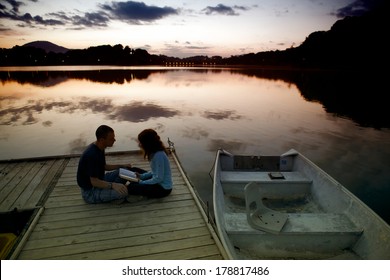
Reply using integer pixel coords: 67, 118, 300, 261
224, 211, 363, 254
245, 182, 290, 233
246, 201, 288, 234
225, 212, 363, 235
242, 182, 363, 236
244, 181, 311, 233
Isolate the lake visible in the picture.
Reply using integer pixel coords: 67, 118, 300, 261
0, 66, 389, 224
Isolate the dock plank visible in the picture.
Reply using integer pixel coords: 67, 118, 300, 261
0, 161, 32, 209
1, 151, 227, 260
45, 235, 219, 260
18, 159, 67, 209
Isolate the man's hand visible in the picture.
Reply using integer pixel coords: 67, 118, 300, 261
112, 182, 128, 196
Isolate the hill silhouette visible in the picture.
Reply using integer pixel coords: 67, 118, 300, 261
23, 41, 69, 54
0, 4, 386, 69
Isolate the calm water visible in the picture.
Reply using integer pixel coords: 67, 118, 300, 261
1, 66, 389, 224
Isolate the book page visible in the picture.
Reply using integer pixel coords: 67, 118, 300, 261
119, 168, 138, 182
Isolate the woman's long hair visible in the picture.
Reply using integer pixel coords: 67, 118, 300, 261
138, 129, 167, 161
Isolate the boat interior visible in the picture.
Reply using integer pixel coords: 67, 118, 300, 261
216, 152, 367, 259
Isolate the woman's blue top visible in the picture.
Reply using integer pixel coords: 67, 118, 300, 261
139, 150, 172, 189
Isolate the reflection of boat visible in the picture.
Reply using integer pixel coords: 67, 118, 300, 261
212, 148, 390, 259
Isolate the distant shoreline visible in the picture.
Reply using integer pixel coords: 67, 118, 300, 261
0, 64, 366, 73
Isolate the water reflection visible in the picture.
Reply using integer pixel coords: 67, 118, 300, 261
0, 67, 389, 224
202, 110, 242, 120
112, 101, 180, 122
1, 68, 387, 129
0, 86, 180, 126
0, 69, 157, 86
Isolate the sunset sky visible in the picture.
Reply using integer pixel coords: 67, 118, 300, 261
0, 0, 382, 58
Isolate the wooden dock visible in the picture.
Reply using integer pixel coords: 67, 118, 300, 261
0, 150, 227, 260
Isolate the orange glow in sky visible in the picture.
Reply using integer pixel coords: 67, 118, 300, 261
0, 0, 376, 58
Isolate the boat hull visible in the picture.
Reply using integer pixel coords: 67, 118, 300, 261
212, 149, 390, 259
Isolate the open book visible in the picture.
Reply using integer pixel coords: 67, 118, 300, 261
119, 168, 139, 182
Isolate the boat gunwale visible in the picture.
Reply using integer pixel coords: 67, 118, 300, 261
212, 149, 235, 260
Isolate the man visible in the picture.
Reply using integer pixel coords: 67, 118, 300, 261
77, 125, 131, 204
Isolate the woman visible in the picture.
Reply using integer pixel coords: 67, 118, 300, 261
127, 129, 173, 198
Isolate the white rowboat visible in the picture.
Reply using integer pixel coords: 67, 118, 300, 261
212, 148, 390, 259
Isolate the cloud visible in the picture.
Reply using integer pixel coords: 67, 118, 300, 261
185, 45, 209, 50
334, 0, 385, 17
0, 1, 250, 34
202, 4, 249, 16
100, 1, 178, 24
160, 41, 212, 57
0, 0, 177, 28
31, 14, 63, 25
0, 14, 62, 27
0, 0, 64, 26
70, 12, 110, 27
0, 0, 23, 14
